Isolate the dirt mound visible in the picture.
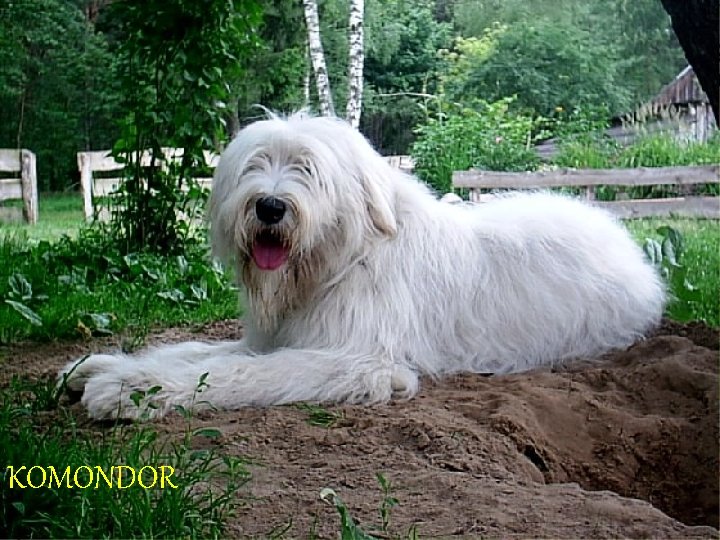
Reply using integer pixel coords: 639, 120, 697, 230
2, 319, 718, 538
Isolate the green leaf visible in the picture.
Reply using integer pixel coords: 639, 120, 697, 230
5, 300, 43, 326
157, 289, 185, 303
129, 390, 145, 407
8, 273, 33, 301
642, 238, 661, 265
176, 255, 189, 275
88, 312, 113, 331
661, 236, 677, 266
147, 385, 163, 396
193, 427, 222, 439
197, 372, 210, 390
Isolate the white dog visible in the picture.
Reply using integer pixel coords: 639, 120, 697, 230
60, 114, 665, 419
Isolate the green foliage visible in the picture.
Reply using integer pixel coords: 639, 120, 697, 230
602, 0, 687, 102
442, 18, 631, 118
453, 0, 685, 105
0, 0, 693, 191
643, 226, 703, 322
107, 0, 261, 254
361, 0, 452, 154
411, 97, 540, 192
626, 219, 719, 326
546, 105, 612, 140
617, 133, 720, 169
235, 0, 309, 126
0, 0, 120, 190
365, 0, 451, 93
0, 376, 248, 538
0, 228, 239, 344
554, 132, 720, 200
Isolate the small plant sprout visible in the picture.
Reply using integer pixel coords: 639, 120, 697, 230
376, 473, 399, 534
320, 488, 378, 540
295, 402, 344, 428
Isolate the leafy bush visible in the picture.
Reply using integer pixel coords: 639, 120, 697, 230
0, 227, 238, 344
411, 97, 540, 193
107, 0, 260, 254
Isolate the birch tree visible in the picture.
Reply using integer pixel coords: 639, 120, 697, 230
346, 0, 365, 128
302, 0, 335, 116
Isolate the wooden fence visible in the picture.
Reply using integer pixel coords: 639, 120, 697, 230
384, 155, 414, 173
452, 164, 720, 218
77, 148, 219, 220
0, 149, 38, 224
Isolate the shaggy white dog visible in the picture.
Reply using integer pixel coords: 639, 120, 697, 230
60, 114, 665, 419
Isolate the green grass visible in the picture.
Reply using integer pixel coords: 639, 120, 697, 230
625, 218, 720, 326
0, 376, 248, 538
0, 193, 84, 241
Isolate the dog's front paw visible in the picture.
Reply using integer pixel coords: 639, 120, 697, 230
57, 354, 124, 394
81, 371, 198, 420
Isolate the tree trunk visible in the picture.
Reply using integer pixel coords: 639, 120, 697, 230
303, 46, 311, 108
346, 0, 365, 129
302, 0, 334, 116
660, 0, 719, 125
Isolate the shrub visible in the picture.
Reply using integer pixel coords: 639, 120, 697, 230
411, 97, 540, 193
0, 227, 238, 344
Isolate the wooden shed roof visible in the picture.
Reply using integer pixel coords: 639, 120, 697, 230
654, 66, 710, 105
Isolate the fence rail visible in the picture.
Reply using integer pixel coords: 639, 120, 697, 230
0, 149, 38, 224
452, 164, 720, 218
77, 148, 219, 220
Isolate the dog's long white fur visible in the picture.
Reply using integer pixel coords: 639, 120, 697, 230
60, 114, 665, 419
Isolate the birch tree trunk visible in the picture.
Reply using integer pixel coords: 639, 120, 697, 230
303, 46, 311, 108
346, 0, 365, 129
302, 0, 334, 116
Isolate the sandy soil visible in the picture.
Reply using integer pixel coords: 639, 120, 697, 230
1, 319, 718, 539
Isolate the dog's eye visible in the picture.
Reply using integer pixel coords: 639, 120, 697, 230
242, 152, 272, 176
297, 162, 313, 176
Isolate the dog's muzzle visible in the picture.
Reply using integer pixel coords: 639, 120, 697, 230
251, 197, 291, 271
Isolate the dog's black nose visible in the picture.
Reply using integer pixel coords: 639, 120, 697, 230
255, 197, 286, 224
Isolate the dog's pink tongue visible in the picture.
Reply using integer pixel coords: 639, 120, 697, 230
253, 241, 289, 270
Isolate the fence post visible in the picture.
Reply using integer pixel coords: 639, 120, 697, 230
20, 149, 38, 224
78, 152, 94, 221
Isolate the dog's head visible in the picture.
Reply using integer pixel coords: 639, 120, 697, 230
209, 113, 397, 279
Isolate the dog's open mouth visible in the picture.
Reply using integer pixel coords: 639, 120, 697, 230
252, 230, 290, 270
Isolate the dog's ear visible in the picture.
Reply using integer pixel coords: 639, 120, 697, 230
361, 169, 397, 237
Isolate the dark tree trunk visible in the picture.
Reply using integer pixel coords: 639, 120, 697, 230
660, 0, 719, 125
